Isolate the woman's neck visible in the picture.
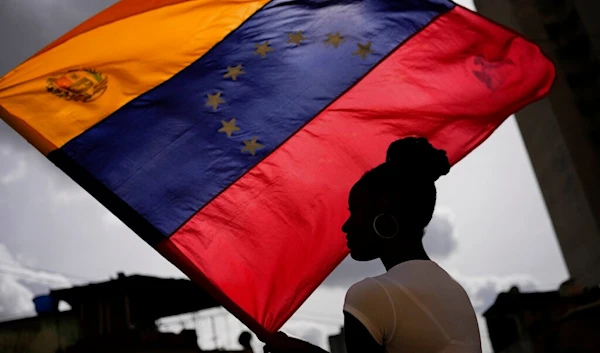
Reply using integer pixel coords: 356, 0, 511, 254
380, 243, 430, 271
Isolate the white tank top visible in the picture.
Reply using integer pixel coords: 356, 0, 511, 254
343, 260, 482, 353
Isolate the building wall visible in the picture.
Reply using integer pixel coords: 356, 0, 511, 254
474, 0, 600, 286
0, 312, 80, 353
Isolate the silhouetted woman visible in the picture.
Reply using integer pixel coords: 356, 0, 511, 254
264, 137, 482, 353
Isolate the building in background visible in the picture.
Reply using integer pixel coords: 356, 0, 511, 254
484, 280, 600, 353
0, 273, 220, 353
328, 327, 347, 353
474, 0, 600, 286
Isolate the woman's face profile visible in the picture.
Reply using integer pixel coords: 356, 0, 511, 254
342, 183, 383, 261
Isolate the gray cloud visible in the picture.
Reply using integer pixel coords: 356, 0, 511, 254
1, 0, 117, 77
323, 257, 384, 288
452, 272, 540, 313
283, 322, 329, 349
0, 158, 27, 185
0, 273, 34, 320
423, 207, 458, 259
0, 242, 71, 321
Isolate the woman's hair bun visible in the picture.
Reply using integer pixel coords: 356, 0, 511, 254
385, 137, 450, 181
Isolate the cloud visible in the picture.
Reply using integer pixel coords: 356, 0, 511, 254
477, 314, 494, 353
0, 145, 11, 157
0, 127, 89, 207
48, 179, 90, 206
282, 322, 330, 349
1, 0, 117, 57
1, 159, 28, 185
323, 258, 384, 288
0, 243, 71, 321
101, 211, 124, 228
58, 300, 72, 312
0, 135, 34, 186
0, 243, 72, 288
423, 207, 457, 259
0, 274, 34, 320
450, 271, 540, 313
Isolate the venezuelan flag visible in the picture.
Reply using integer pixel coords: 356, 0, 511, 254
0, 0, 554, 336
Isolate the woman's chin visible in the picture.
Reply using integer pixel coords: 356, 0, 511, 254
349, 250, 377, 262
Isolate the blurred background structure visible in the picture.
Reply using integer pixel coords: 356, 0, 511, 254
474, 0, 600, 287
0, 274, 221, 353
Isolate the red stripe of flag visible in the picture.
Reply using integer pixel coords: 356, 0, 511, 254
157, 5, 554, 336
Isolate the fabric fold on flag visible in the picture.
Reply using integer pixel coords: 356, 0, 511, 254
0, 0, 554, 337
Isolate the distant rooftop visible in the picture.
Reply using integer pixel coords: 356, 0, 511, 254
38, 273, 219, 322
484, 281, 600, 319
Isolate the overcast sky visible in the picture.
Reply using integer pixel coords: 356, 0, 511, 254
0, 1, 569, 352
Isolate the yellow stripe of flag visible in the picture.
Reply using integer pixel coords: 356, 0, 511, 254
0, 0, 269, 155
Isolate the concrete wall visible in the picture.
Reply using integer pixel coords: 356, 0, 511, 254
0, 312, 80, 353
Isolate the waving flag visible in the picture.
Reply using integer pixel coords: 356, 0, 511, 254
0, 0, 553, 336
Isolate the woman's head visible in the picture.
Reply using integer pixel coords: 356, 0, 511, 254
238, 331, 252, 348
342, 137, 450, 261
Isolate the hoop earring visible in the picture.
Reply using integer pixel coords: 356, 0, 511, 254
373, 214, 399, 239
